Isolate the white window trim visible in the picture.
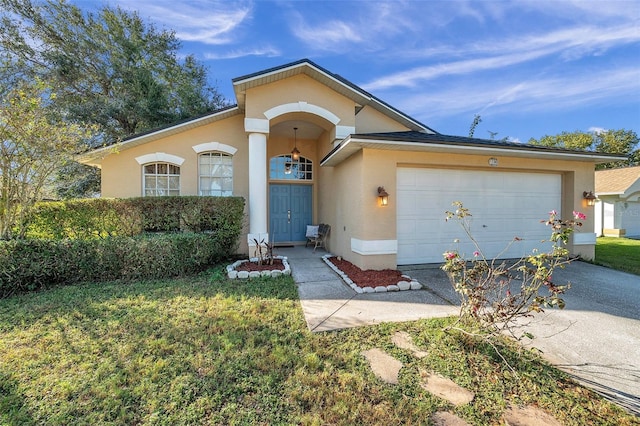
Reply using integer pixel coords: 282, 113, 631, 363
135, 152, 185, 166
264, 101, 340, 125
192, 142, 237, 155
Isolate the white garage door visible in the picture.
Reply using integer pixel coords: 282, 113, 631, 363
397, 168, 562, 264
623, 202, 640, 237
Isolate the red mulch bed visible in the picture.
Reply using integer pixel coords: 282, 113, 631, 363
235, 258, 285, 272
328, 256, 410, 288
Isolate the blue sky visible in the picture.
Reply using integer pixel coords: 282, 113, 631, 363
86, 0, 639, 143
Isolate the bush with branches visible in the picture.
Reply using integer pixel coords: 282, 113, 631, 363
441, 202, 584, 345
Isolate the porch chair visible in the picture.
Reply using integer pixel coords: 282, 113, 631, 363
306, 223, 330, 252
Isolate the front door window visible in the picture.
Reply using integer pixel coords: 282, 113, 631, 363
270, 155, 312, 181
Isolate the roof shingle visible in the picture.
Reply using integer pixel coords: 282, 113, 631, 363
595, 165, 640, 194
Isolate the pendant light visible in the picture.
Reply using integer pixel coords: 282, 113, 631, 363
291, 127, 300, 161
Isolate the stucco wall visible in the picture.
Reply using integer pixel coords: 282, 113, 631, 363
244, 74, 356, 130
331, 148, 597, 269
101, 115, 248, 199
355, 106, 411, 134
320, 151, 364, 263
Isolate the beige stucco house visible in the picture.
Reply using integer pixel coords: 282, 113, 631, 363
594, 166, 640, 238
78, 59, 623, 269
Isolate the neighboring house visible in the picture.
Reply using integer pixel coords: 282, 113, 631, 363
594, 166, 640, 238
78, 59, 623, 269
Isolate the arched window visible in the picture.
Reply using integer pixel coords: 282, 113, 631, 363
143, 163, 180, 196
199, 152, 233, 196
270, 155, 313, 180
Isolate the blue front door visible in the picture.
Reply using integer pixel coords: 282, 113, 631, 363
270, 184, 312, 243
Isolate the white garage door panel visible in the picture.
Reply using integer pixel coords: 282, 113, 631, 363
397, 168, 562, 264
624, 202, 640, 236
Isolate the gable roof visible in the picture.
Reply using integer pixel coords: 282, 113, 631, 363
232, 59, 435, 134
321, 131, 628, 166
78, 59, 437, 166
595, 165, 640, 196
76, 105, 241, 166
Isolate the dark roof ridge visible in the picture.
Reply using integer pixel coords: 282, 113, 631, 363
350, 130, 628, 157
88, 104, 239, 151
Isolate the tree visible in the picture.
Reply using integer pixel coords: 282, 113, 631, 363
469, 114, 482, 137
54, 162, 101, 199
0, 80, 93, 239
0, 0, 227, 196
529, 129, 639, 170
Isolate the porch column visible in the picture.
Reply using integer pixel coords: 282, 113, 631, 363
245, 118, 270, 242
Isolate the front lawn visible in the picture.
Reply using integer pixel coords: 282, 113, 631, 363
0, 270, 635, 425
595, 237, 640, 275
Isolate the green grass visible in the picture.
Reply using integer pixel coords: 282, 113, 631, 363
595, 237, 640, 275
0, 269, 636, 425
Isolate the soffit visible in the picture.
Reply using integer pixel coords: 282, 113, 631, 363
321, 135, 627, 167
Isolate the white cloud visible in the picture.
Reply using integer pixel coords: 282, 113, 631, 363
362, 48, 558, 91
114, 0, 252, 45
290, 16, 362, 50
521, 0, 639, 20
204, 46, 281, 60
391, 66, 640, 120
588, 127, 607, 135
364, 23, 640, 90
288, 2, 422, 52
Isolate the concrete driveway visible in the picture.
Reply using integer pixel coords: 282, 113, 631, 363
287, 245, 639, 415
402, 261, 640, 415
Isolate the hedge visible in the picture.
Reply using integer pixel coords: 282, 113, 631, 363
25, 196, 245, 239
0, 233, 235, 298
2, 196, 245, 298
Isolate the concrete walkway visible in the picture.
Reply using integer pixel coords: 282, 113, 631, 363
278, 246, 457, 332
281, 246, 640, 415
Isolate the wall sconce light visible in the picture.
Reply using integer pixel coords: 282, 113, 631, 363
583, 191, 596, 206
378, 186, 389, 206
291, 127, 300, 161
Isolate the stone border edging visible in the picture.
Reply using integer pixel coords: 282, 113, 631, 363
226, 256, 291, 279
321, 254, 422, 294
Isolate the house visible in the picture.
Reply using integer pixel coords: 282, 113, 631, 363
77, 59, 624, 269
594, 166, 640, 238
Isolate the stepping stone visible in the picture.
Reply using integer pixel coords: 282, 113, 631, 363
391, 331, 428, 358
430, 411, 472, 426
503, 406, 562, 426
420, 370, 474, 406
362, 348, 403, 384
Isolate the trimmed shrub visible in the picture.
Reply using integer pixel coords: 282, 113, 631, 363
0, 233, 233, 298
2, 197, 245, 297
25, 196, 245, 240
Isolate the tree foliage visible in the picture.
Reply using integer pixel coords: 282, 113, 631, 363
529, 129, 639, 170
54, 162, 101, 199
0, 0, 227, 198
0, 80, 93, 239
1, 0, 225, 140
